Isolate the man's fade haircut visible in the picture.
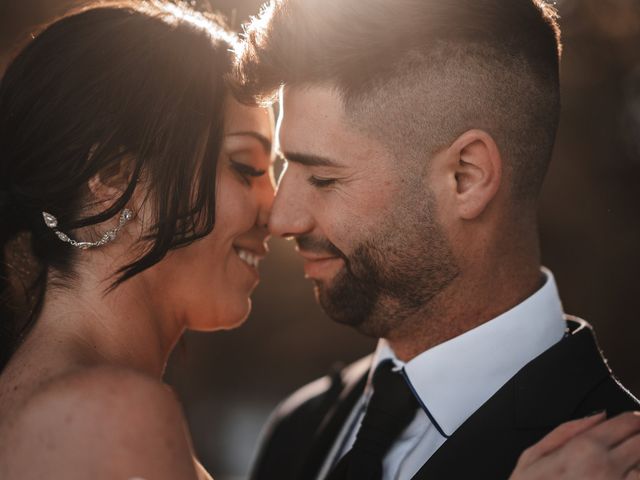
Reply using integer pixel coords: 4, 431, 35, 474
235, 0, 562, 202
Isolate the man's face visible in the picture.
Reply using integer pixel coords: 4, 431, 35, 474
270, 86, 458, 339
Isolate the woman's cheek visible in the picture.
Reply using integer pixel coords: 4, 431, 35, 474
221, 185, 256, 231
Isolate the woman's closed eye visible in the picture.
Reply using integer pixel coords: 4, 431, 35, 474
230, 158, 266, 185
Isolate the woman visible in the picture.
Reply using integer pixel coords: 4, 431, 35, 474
0, 2, 273, 478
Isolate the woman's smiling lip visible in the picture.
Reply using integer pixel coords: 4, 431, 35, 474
233, 240, 269, 258
233, 243, 268, 281
234, 248, 261, 281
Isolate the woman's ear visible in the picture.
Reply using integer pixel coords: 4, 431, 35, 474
449, 129, 503, 220
87, 173, 120, 205
87, 154, 136, 207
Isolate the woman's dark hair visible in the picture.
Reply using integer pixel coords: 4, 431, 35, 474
0, 1, 237, 368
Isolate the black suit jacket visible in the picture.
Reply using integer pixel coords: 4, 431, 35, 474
250, 319, 639, 480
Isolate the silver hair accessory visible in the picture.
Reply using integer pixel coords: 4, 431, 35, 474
42, 208, 134, 250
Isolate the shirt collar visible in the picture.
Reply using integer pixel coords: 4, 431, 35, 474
368, 267, 566, 437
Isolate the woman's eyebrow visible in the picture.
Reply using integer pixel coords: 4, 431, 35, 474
225, 131, 272, 153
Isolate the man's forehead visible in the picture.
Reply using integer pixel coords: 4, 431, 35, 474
279, 86, 345, 131
277, 85, 375, 159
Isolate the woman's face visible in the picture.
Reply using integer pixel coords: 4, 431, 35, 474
148, 99, 275, 331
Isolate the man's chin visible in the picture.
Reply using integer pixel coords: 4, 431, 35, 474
314, 280, 387, 338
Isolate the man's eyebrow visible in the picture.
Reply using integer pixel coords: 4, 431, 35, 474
282, 152, 342, 168
226, 131, 272, 153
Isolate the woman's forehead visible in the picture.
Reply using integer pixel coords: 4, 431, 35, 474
225, 98, 273, 139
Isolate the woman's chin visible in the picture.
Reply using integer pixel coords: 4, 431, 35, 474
219, 308, 252, 331
188, 299, 252, 332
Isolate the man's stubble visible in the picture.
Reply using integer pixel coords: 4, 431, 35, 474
316, 185, 460, 339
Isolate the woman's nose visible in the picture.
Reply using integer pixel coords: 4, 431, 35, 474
256, 175, 276, 229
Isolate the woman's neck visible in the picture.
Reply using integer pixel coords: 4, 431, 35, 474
27, 260, 183, 378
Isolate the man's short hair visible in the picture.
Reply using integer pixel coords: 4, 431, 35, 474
235, 0, 562, 201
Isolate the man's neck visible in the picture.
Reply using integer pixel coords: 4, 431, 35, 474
386, 263, 543, 362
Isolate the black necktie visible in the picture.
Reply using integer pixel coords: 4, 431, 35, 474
326, 360, 420, 480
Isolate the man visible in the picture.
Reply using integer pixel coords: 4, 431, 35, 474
235, 0, 640, 478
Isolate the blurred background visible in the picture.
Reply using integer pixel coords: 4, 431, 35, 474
1, 0, 639, 478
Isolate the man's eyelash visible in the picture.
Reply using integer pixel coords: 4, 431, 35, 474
308, 176, 337, 188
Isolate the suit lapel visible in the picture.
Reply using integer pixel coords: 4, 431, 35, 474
296, 356, 371, 480
412, 319, 611, 479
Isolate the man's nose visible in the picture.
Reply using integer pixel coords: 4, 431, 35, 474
268, 168, 313, 238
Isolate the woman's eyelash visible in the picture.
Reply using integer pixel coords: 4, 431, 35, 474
230, 159, 266, 179
308, 176, 337, 188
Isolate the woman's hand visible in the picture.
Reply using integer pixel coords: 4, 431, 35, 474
509, 411, 640, 479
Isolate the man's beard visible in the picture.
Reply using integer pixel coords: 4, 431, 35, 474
300, 194, 459, 339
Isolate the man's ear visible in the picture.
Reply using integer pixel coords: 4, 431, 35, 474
448, 129, 503, 220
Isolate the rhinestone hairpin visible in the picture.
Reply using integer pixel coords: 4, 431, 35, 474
42, 208, 134, 250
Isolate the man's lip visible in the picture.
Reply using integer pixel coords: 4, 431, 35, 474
297, 250, 341, 262
302, 256, 344, 279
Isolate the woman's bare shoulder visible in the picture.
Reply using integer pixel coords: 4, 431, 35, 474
0, 365, 201, 480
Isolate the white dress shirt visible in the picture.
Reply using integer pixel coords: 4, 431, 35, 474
318, 268, 567, 480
